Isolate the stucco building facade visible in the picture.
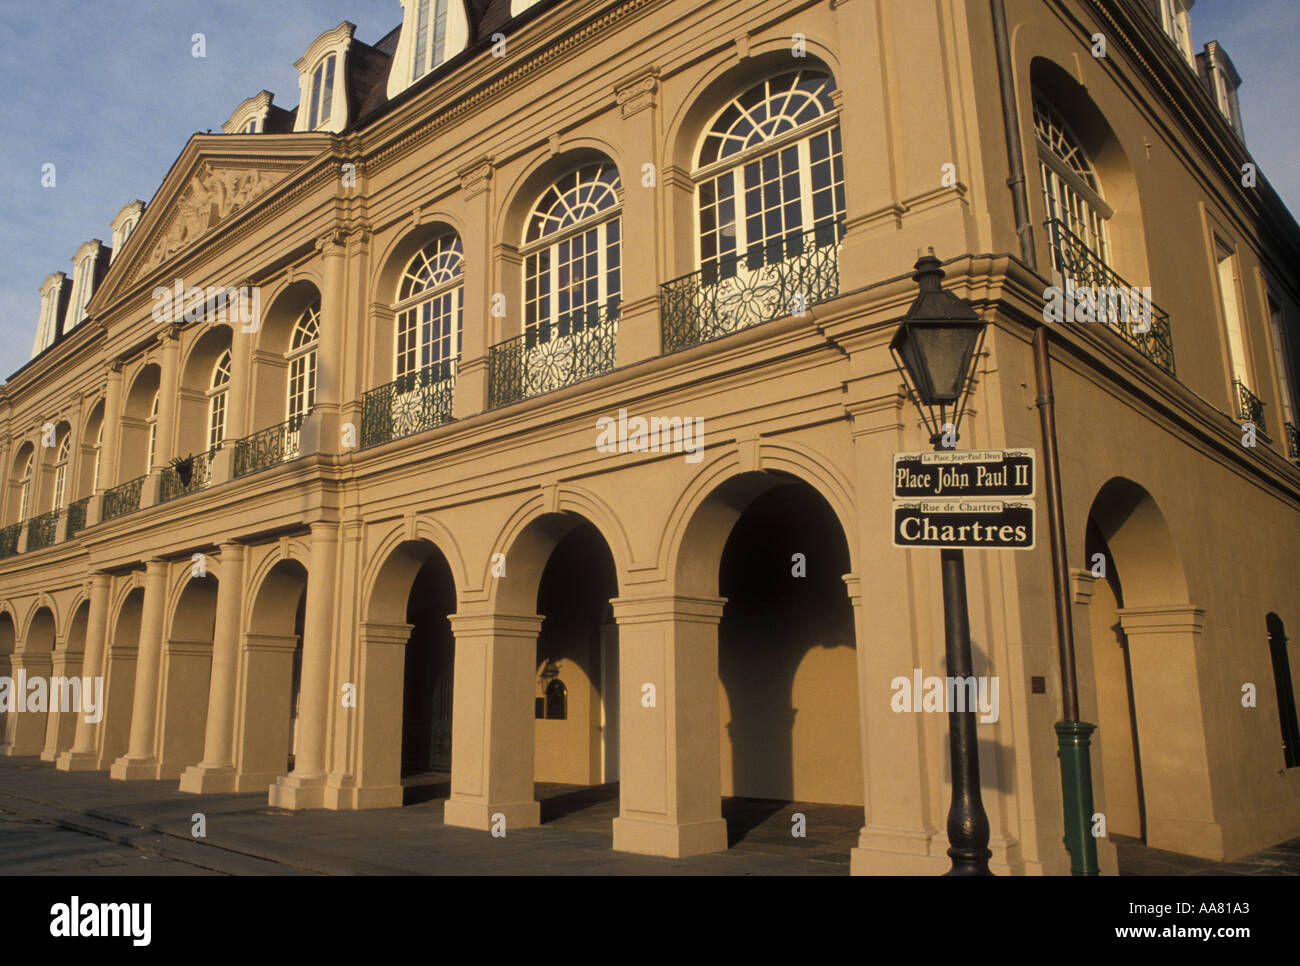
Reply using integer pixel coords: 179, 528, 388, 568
2, 0, 1299, 874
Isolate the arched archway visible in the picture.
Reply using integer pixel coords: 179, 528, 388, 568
1082, 477, 1215, 856
2, 606, 56, 756
120, 364, 162, 480
156, 575, 218, 779
234, 559, 307, 790
41, 598, 91, 762
0, 611, 15, 746
246, 281, 321, 460
352, 537, 459, 807
99, 587, 145, 769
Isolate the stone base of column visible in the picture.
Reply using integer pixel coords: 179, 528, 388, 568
443, 798, 540, 832
612, 816, 727, 858
850, 826, 949, 875
109, 755, 160, 780
268, 772, 326, 810
55, 750, 104, 772
177, 763, 237, 794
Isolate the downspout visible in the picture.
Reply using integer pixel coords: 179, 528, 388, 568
990, 0, 1099, 875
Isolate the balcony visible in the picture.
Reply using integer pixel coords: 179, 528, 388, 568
1045, 218, 1176, 377
361, 362, 455, 449
234, 416, 304, 478
0, 522, 21, 559
66, 496, 89, 538
1235, 380, 1266, 434
660, 221, 843, 354
25, 509, 58, 551
1286, 422, 1299, 463
103, 475, 146, 521
159, 447, 217, 503
489, 303, 619, 409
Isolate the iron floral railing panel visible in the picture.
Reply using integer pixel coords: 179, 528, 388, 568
233, 416, 304, 478
26, 509, 58, 551
361, 361, 456, 449
159, 447, 217, 503
660, 221, 843, 354
489, 303, 619, 408
1045, 218, 1176, 377
1286, 422, 1299, 462
0, 522, 20, 559
102, 475, 145, 521
1235, 380, 1266, 434
66, 496, 90, 538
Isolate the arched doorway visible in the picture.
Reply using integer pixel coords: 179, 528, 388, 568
399, 547, 457, 795
99, 587, 145, 769
0, 611, 14, 747
42, 599, 90, 761
236, 559, 307, 791
157, 575, 218, 779
3, 606, 56, 756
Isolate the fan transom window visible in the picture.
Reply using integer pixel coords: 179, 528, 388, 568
287, 301, 320, 422
1034, 92, 1109, 266
396, 234, 464, 378
208, 350, 231, 449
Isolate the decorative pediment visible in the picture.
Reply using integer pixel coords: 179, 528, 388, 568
137, 162, 287, 275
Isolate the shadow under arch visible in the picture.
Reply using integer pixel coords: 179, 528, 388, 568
360, 537, 459, 804
237, 558, 307, 787
671, 469, 861, 844
42, 598, 91, 762
248, 279, 322, 435
2, 606, 56, 755
156, 573, 218, 779
99, 586, 145, 768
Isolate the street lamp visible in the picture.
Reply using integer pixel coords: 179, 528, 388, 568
890, 251, 987, 447
892, 250, 993, 876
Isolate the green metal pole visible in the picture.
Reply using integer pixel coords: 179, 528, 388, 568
1055, 720, 1100, 875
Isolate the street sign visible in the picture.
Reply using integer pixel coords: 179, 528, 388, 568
893, 499, 1036, 550
893, 449, 1035, 500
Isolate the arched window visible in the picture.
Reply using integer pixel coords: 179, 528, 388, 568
396, 234, 464, 378
1267, 614, 1300, 769
91, 423, 103, 493
16, 451, 33, 522
695, 70, 845, 275
545, 678, 567, 720
307, 55, 336, 130
52, 433, 71, 511
208, 350, 231, 449
1034, 92, 1110, 268
287, 301, 320, 423
523, 163, 622, 340
145, 391, 160, 474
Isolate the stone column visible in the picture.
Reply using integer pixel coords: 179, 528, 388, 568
443, 611, 543, 831
612, 68, 662, 368
100, 361, 124, 495
454, 159, 494, 420
609, 593, 729, 859
110, 558, 169, 779
180, 543, 244, 793
1117, 604, 1225, 858
268, 522, 338, 809
302, 230, 347, 457
142, 328, 180, 509
345, 620, 414, 809
233, 632, 299, 792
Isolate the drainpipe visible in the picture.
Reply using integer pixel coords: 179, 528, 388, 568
989, 0, 1099, 876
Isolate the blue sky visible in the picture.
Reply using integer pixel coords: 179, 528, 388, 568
1, 0, 1297, 381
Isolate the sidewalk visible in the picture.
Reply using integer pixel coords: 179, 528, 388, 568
1, 756, 1296, 875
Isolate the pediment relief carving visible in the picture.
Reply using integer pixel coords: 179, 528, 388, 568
137, 162, 289, 276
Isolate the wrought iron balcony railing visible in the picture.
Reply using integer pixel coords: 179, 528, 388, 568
1235, 380, 1266, 434
66, 496, 89, 538
25, 509, 58, 551
661, 221, 843, 354
159, 447, 217, 503
102, 475, 145, 521
489, 303, 619, 408
1286, 422, 1299, 463
362, 361, 456, 449
1045, 218, 1176, 377
233, 416, 304, 478
0, 522, 20, 559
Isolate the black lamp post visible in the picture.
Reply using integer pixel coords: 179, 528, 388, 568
891, 250, 993, 876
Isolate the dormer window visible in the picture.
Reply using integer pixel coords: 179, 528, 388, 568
308, 55, 336, 129
110, 201, 145, 264
387, 2, 468, 98
66, 241, 104, 329
1197, 41, 1245, 142
1159, 0, 1194, 64
294, 24, 354, 133
32, 273, 68, 357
